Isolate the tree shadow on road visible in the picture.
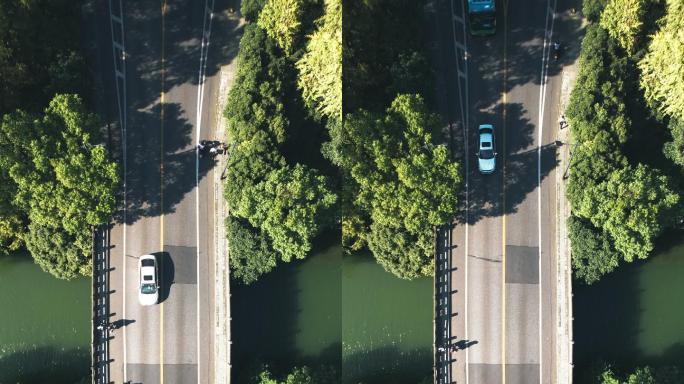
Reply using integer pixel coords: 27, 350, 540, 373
98, 0, 241, 224
458, 102, 559, 224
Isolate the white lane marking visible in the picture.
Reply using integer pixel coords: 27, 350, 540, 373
195, 1, 215, 382
108, 0, 127, 380
537, 1, 557, 382
449, 0, 470, 382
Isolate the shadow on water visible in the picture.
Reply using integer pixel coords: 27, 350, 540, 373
231, 231, 342, 382
0, 347, 90, 384
573, 231, 684, 381
342, 346, 432, 384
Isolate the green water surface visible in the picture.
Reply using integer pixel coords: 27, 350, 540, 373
0, 253, 90, 383
342, 252, 433, 384
232, 244, 433, 383
574, 234, 684, 380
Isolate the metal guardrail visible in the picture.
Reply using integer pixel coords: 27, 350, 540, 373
435, 225, 452, 384
92, 226, 110, 384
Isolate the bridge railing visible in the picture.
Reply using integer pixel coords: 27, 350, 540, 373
435, 225, 452, 384
92, 226, 110, 384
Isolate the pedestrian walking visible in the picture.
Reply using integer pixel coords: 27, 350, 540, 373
559, 115, 568, 129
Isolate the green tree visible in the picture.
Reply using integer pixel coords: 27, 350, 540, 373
663, 118, 684, 168
568, 215, 620, 284
600, 0, 646, 54
598, 365, 683, 384
0, 94, 119, 278
327, 94, 460, 278
226, 216, 277, 285
241, 0, 267, 22
224, 23, 337, 281
296, 0, 342, 120
0, 0, 86, 115
583, 0, 610, 22
575, 164, 679, 262
257, 0, 307, 55
249, 165, 337, 262
639, 0, 684, 121
25, 221, 89, 279
255, 365, 338, 384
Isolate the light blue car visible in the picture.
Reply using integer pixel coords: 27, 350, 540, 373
477, 124, 496, 174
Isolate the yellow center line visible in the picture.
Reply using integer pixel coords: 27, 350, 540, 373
160, 1, 167, 383
502, 1, 509, 383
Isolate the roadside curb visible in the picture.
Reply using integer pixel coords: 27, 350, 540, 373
555, 27, 582, 384
213, 12, 243, 383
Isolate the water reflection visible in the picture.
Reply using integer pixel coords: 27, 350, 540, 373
0, 253, 90, 383
574, 232, 684, 381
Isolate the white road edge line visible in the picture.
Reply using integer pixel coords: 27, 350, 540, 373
449, 0, 470, 382
195, 1, 215, 382
108, 0, 127, 380
537, 1, 557, 382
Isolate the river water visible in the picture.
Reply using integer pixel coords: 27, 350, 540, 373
0, 253, 90, 383
574, 233, 684, 381
232, 242, 433, 383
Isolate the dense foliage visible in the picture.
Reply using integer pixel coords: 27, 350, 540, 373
257, 0, 307, 55
343, 0, 431, 112
568, 216, 620, 284
599, 0, 646, 54
225, 5, 337, 284
296, 0, 342, 120
0, 95, 119, 278
598, 365, 683, 384
638, 0, 684, 121
565, 1, 682, 284
326, 94, 460, 278
226, 216, 277, 284
338, 0, 456, 278
0, 0, 86, 116
254, 365, 338, 384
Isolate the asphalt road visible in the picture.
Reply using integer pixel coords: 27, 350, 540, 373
430, 0, 566, 382
92, 0, 241, 382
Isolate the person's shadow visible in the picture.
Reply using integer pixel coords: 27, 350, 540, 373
451, 339, 478, 351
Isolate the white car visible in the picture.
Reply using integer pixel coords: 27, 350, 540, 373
477, 124, 496, 174
138, 254, 159, 306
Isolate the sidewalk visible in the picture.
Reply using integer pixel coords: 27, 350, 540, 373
213, 10, 245, 384
555, 9, 585, 384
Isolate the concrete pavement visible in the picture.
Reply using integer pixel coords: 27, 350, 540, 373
90, 0, 243, 382
430, 0, 578, 382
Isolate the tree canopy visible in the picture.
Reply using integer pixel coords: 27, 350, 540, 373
296, 0, 342, 121
598, 365, 683, 384
254, 365, 338, 384
565, 18, 682, 284
639, 0, 684, 121
257, 0, 307, 55
224, 20, 336, 284
0, 94, 119, 278
326, 94, 460, 278
600, 0, 646, 54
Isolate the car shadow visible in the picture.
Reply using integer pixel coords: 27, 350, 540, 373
153, 251, 174, 303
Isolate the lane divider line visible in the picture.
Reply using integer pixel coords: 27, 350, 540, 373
537, 1, 558, 382
195, 1, 215, 382
160, 1, 167, 383
449, 0, 470, 381
502, 0, 509, 382
107, 0, 127, 380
